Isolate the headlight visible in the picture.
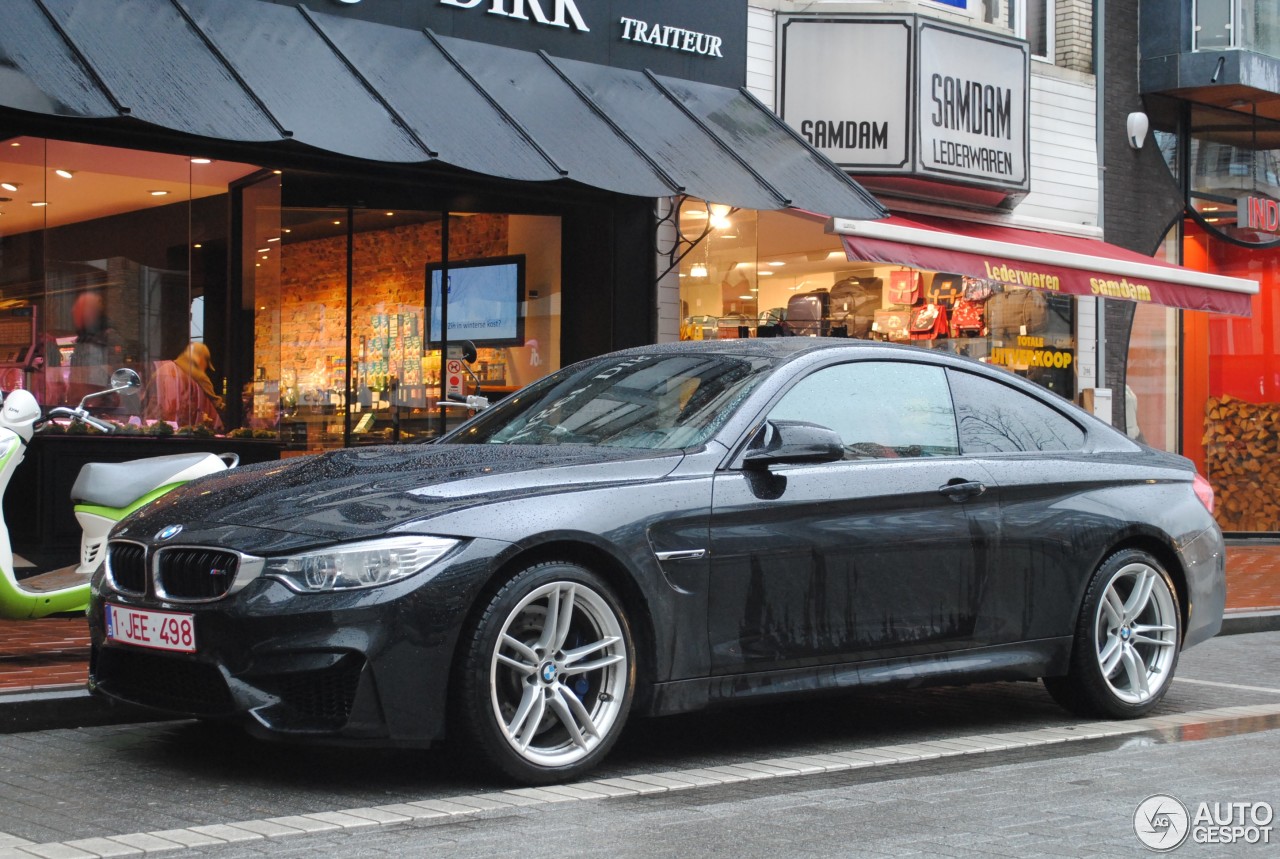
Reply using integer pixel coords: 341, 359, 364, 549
264, 536, 460, 593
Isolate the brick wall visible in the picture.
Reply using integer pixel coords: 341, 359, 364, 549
1055, 0, 1093, 73
256, 214, 507, 388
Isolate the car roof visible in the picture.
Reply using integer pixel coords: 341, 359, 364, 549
607, 337, 884, 361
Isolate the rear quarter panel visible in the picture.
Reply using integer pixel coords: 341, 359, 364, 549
973, 452, 1223, 645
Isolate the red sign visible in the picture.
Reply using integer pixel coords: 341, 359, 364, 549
1237, 196, 1280, 234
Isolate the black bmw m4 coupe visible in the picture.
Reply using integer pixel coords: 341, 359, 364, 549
90, 339, 1225, 784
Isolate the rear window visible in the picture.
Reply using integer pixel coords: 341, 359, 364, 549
948, 370, 1085, 453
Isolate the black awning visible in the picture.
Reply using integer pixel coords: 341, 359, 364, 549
0, 0, 885, 219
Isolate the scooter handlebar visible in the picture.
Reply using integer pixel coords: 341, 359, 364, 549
45, 406, 116, 433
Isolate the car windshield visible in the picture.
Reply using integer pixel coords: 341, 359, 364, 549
447, 352, 773, 449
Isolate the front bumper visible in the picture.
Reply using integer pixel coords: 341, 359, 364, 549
88, 536, 510, 746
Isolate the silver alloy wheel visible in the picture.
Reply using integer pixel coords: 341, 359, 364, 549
1093, 561, 1178, 705
489, 580, 629, 768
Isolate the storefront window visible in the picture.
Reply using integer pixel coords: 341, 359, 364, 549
1184, 217, 1280, 532
677, 204, 1076, 400
247, 196, 562, 453
0, 136, 259, 434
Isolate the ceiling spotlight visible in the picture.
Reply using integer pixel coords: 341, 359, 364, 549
31, 201, 48, 207
193, 243, 202, 248
149, 190, 169, 196
190, 158, 212, 164
257, 247, 270, 253
54, 169, 74, 179
1, 182, 18, 192
267, 236, 280, 242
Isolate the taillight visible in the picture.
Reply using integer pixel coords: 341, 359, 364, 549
1193, 473, 1215, 514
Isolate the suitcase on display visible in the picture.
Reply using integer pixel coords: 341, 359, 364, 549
828, 277, 883, 339
783, 290, 830, 337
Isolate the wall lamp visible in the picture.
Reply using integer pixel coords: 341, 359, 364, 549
1127, 112, 1149, 150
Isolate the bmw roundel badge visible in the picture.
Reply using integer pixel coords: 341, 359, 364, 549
155, 524, 183, 541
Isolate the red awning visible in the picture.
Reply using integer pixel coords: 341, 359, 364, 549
831, 213, 1257, 316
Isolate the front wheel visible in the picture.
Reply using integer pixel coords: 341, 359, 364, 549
1045, 549, 1182, 718
454, 561, 635, 784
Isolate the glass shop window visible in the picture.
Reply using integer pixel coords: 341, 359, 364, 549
0, 136, 259, 435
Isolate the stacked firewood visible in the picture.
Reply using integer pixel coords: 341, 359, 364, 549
1203, 394, 1280, 532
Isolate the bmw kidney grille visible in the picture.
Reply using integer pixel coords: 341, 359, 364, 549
106, 541, 257, 602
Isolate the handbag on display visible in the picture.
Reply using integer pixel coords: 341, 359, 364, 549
950, 298, 985, 336
927, 273, 963, 309
887, 270, 922, 306
873, 309, 912, 341
962, 276, 1002, 302
986, 289, 1048, 337
908, 303, 948, 340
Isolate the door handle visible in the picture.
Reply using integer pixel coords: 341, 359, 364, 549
938, 480, 986, 501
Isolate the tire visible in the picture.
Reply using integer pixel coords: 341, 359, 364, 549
1044, 549, 1182, 719
453, 561, 635, 784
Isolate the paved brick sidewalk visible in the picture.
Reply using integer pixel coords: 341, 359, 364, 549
3, 539, 1279, 693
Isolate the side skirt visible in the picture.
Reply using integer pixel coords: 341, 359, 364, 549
642, 637, 1074, 717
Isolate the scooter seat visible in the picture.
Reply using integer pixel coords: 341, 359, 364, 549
71, 452, 228, 509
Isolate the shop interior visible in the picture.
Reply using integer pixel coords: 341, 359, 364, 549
0, 136, 564, 452
675, 201, 1078, 400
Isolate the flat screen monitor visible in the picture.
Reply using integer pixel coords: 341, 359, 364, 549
426, 255, 525, 348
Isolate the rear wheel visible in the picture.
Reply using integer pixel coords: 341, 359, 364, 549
454, 561, 635, 784
1045, 549, 1181, 718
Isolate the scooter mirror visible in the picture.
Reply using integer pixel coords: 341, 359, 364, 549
109, 368, 143, 393
459, 340, 478, 364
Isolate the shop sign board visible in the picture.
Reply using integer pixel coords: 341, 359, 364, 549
1237, 195, 1280, 234
917, 20, 1028, 189
778, 18, 912, 170
780, 15, 1030, 200
303, 0, 746, 87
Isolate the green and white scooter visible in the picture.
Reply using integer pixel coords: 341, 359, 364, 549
0, 369, 237, 620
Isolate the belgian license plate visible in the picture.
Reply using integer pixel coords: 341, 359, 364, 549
105, 604, 196, 653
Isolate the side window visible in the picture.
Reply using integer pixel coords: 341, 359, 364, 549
769, 361, 959, 459
948, 370, 1086, 453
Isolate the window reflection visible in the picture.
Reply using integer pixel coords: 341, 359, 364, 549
769, 361, 960, 459
948, 370, 1084, 453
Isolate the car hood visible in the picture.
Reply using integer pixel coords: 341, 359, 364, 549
116, 443, 683, 546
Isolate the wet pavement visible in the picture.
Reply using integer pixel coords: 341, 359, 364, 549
0, 630, 1277, 858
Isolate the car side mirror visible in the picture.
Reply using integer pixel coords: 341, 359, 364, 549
742, 420, 845, 469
